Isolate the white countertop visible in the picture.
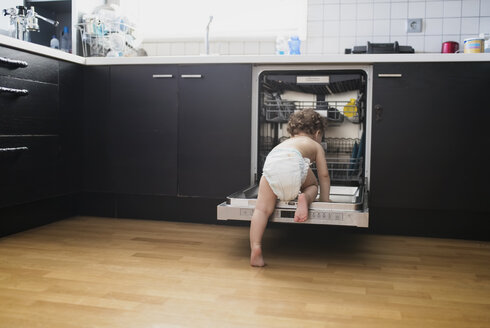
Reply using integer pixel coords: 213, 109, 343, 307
2, 34, 490, 65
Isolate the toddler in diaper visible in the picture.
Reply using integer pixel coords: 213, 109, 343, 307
250, 108, 331, 267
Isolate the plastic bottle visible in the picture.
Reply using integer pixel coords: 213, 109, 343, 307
288, 35, 301, 55
50, 35, 59, 49
60, 26, 71, 53
275, 36, 288, 55
479, 33, 490, 53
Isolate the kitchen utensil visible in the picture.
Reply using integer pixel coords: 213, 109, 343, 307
441, 41, 459, 53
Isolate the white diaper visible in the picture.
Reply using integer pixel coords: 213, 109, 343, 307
262, 148, 311, 201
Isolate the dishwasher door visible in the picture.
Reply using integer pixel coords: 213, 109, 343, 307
217, 184, 368, 227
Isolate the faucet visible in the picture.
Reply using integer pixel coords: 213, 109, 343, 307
205, 15, 213, 55
3, 6, 59, 41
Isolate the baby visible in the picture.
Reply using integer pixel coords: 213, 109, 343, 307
250, 108, 331, 267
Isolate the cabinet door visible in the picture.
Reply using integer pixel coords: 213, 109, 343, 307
371, 62, 490, 212
178, 64, 252, 198
110, 65, 178, 195
0, 136, 60, 207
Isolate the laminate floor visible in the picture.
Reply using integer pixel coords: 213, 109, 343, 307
0, 216, 489, 328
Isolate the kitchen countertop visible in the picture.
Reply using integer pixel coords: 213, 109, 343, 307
2, 34, 490, 65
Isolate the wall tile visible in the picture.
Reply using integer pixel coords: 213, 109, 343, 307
143, 43, 157, 56
425, 18, 443, 34
357, 20, 374, 36
372, 36, 391, 43
391, 19, 407, 35
340, 4, 357, 20
373, 19, 391, 35
323, 37, 339, 53
156, 43, 171, 56
184, 42, 200, 55
259, 42, 275, 55
480, 17, 490, 33
442, 34, 460, 44
462, 0, 480, 17
324, 4, 340, 20
215, 42, 230, 55
306, 37, 323, 54
481, 0, 490, 16
408, 2, 425, 18
170, 43, 185, 56
407, 35, 425, 52
308, 21, 324, 37
324, 21, 340, 37
443, 1, 462, 18
461, 17, 479, 34
340, 20, 357, 36
308, 4, 324, 21
339, 37, 356, 53
426, 1, 444, 18
443, 17, 461, 35
391, 2, 409, 19
357, 3, 374, 20
144, 0, 490, 56
374, 3, 391, 20
425, 35, 443, 52
391, 35, 408, 44
228, 42, 244, 55
244, 42, 260, 55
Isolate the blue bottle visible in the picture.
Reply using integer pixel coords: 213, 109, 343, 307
288, 36, 301, 55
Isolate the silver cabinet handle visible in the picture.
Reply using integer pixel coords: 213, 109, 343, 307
0, 146, 29, 152
152, 74, 173, 78
378, 73, 402, 78
180, 74, 202, 79
0, 56, 28, 68
0, 86, 29, 96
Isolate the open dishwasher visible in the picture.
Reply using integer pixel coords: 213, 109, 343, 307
218, 65, 372, 227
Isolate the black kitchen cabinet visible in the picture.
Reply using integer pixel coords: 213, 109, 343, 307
178, 64, 252, 198
0, 46, 58, 84
110, 65, 178, 195
82, 66, 112, 193
1, 46, 78, 236
371, 62, 490, 238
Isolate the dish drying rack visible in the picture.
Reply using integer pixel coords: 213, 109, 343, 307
76, 19, 137, 57
263, 100, 359, 124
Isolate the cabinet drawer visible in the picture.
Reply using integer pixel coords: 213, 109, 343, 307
0, 136, 61, 207
0, 46, 58, 84
0, 76, 59, 135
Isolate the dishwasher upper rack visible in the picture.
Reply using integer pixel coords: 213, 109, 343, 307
262, 100, 360, 124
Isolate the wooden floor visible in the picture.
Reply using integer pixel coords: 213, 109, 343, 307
0, 217, 489, 328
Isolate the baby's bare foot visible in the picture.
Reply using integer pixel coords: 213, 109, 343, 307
250, 245, 265, 267
294, 193, 309, 222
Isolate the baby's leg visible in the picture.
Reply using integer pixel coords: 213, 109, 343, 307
250, 176, 277, 267
294, 168, 318, 223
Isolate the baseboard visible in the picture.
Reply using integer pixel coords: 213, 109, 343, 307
0, 194, 77, 237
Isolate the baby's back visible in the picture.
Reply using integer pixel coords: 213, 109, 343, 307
275, 136, 320, 163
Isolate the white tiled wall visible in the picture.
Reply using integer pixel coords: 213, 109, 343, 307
142, 0, 490, 56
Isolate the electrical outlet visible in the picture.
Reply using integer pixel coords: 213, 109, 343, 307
407, 18, 422, 33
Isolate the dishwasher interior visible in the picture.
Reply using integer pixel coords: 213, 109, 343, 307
218, 66, 371, 227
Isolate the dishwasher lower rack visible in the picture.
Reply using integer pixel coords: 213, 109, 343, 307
217, 185, 368, 227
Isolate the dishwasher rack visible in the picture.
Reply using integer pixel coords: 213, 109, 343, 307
257, 137, 363, 184
263, 100, 359, 124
